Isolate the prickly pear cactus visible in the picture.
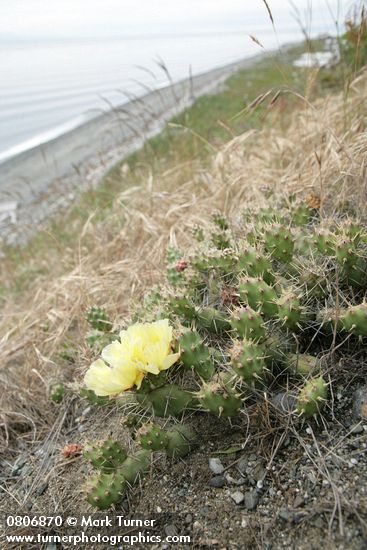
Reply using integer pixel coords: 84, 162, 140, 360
239, 276, 278, 317
81, 197, 367, 496
84, 439, 127, 472
264, 224, 294, 263
231, 306, 265, 341
137, 384, 195, 417
179, 330, 214, 380
138, 423, 169, 452
341, 303, 367, 336
86, 306, 113, 332
297, 377, 327, 418
50, 383, 65, 403
119, 450, 151, 485
197, 375, 242, 417
230, 339, 267, 385
85, 471, 125, 510
166, 425, 198, 458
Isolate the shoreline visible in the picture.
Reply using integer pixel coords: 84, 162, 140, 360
0, 48, 286, 244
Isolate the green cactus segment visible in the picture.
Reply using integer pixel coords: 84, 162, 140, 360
84, 440, 127, 472
297, 377, 327, 418
265, 331, 296, 368
341, 256, 367, 289
264, 225, 295, 263
196, 307, 231, 334
231, 340, 267, 384
50, 383, 65, 403
79, 389, 110, 406
85, 471, 125, 510
197, 378, 242, 417
313, 229, 335, 256
341, 220, 365, 244
166, 425, 198, 458
138, 385, 195, 417
290, 204, 314, 226
277, 292, 304, 329
237, 248, 275, 284
342, 303, 367, 336
179, 331, 214, 380
287, 354, 318, 376
86, 307, 113, 332
239, 276, 278, 317
231, 307, 266, 341
335, 238, 359, 268
316, 308, 344, 334
119, 450, 151, 485
212, 211, 230, 231
137, 423, 169, 452
192, 225, 205, 242
169, 297, 197, 322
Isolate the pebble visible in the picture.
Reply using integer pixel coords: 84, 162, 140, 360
230, 491, 245, 505
164, 524, 178, 538
270, 392, 297, 413
36, 482, 48, 496
244, 491, 259, 510
209, 476, 226, 488
209, 458, 224, 475
350, 423, 364, 434
353, 386, 367, 420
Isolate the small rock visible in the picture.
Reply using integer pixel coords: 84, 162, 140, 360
209, 458, 224, 475
185, 514, 193, 524
230, 491, 245, 505
293, 495, 304, 508
36, 482, 48, 496
237, 458, 248, 475
353, 386, 367, 421
270, 392, 297, 414
164, 524, 178, 538
209, 476, 226, 488
244, 491, 259, 510
350, 423, 364, 434
278, 508, 291, 521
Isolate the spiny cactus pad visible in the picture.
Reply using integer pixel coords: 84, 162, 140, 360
166, 425, 198, 458
50, 383, 65, 403
86, 307, 113, 332
231, 306, 265, 341
230, 339, 267, 384
84, 439, 127, 472
138, 423, 169, 452
197, 377, 242, 417
85, 471, 125, 510
264, 225, 295, 263
137, 384, 195, 417
297, 377, 327, 418
341, 303, 367, 336
118, 450, 151, 485
179, 330, 214, 380
239, 276, 278, 317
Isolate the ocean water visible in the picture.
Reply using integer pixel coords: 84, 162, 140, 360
0, 5, 348, 163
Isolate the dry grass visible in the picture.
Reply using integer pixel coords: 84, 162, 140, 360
1, 68, 367, 457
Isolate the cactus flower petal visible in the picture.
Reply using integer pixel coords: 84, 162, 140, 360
84, 319, 179, 395
84, 359, 141, 396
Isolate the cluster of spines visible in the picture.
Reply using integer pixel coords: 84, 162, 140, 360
85, 306, 113, 332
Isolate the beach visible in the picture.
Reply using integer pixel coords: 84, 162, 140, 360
0, 51, 270, 244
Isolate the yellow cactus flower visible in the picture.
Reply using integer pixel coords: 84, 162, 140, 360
84, 319, 179, 396
84, 359, 144, 396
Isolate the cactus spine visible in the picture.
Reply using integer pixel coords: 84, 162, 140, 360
297, 377, 327, 418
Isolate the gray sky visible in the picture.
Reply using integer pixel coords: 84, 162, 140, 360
0, 0, 355, 40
